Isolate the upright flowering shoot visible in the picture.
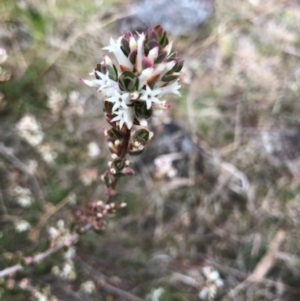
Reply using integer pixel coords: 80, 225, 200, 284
83, 25, 183, 178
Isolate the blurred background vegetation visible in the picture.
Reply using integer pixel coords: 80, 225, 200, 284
1, 0, 300, 300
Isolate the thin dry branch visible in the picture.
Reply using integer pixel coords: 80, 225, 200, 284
197, 230, 291, 298
225, 229, 286, 298
78, 258, 146, 301
196, 253, 300, 297
0, 143, 45, 203
248, 229, 286, 283
0, 231, 80, 278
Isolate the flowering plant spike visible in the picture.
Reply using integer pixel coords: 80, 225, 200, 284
81, 25, 183, 229
83, 25, 183, 133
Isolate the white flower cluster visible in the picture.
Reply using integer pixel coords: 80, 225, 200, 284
80, 280, 96, 295
87, 141, 101, 158
199, 266, 224, 300
154, 152, 182, 179
67, 90, 86, 116
27, 159, 38, 173
33, 287, 58, 301
33, 291, 48, 301
52, 260, 76, 281
19, 279, 59, 301
79, 168, 98, 186
38, 143, 57, 164
15, 220, 31, 233
83, 26, 182, 129
147, 287, 165, 301
13, 185, 33, 208
49, 220, 77, 281
16, 115, 44, 147
16, 115, 57, 164
47, 88, 65, 116
65, 192, 77, 205
48, 219, 70, 244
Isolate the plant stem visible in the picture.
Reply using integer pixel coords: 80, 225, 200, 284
106, 126, 131, 203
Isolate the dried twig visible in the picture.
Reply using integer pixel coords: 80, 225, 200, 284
197, 230, 291, 298
225, 229, 286, 298
0, 231, 80, 278
78, 258, 145, 301
196, 252, 300, 297
248, 229, 286, 283
0, 143, 45, 203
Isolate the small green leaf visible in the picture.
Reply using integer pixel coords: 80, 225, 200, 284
135, 102, 153, 119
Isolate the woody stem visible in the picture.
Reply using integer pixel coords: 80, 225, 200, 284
107, 126, 131, 203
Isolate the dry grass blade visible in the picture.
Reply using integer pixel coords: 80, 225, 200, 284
248, 229, 286, 283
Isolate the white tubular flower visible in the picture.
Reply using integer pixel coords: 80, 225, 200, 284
103, 54, 112, 66
135, 33, 145, 73
96, 75, 119, 99
83, 71, 117, 91
152, 100, 170, 110
152, 101, 171, 117
103, 86, 117, 98
138, 67, 154, 89
151, 60, 177, 82
103, 37, 133, 71
137, 118, 148, 127
129, 35, 137, 50
160, 60, 177, 78
147, 46, 159, 64
165, 60, 177, 72
106, 90, 131, 112
111, 107, 134, 129
139, 85, 162, 109
141, 81, 181, 110
130, 91, 140, 100
157, 81, 181, 96
81, 78, 99, 88
164, 41, 173, 55
152, 62, 167, 77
